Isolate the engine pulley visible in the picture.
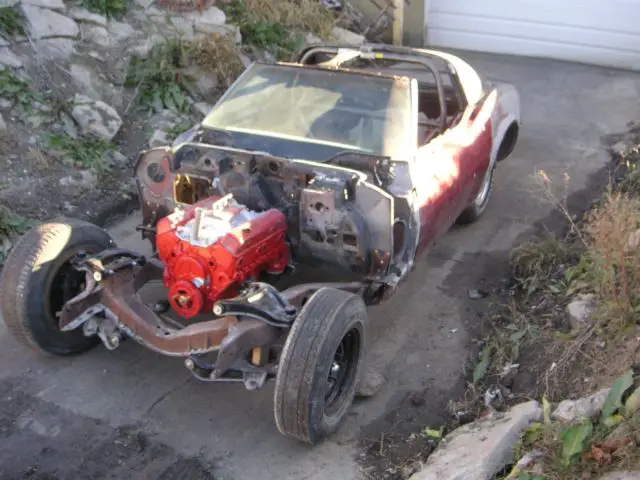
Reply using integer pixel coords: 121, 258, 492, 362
168, 280, 204, 319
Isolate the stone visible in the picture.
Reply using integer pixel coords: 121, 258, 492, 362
0, 0, 19, 6
103, 149, 128, 167
567, 294, 596, 330
0, 48, 22, 68
355, 370, 385, 397
409, 401, 542, 480
306, 32, 322, 44
193, 102, 212, 116
68, 7, 107, 27
599, 473, 640, 480
59, 170, 97, 188
148, 109, 181, 130
109, 21, 136, 43
190, 5, 225, 27
0, 112, 6, 131
611, 141, 627, 156
180, 65, 219, 99
149, 128, 169, 148
59, 111, 78, 139
0, 98, 12, 109
32, 38, 75, 60
0, 38, 9, 48
71, 94, 122, 140
330, 26, 365, 45
129, 34, 164, 58
552, 388, 611, 423
21, 5, 79, 39
237, 52, 252, 69
81, 25, 110, 47
69, 63, 103, 100
22, 0, 64, 9
133, 0, 154, 7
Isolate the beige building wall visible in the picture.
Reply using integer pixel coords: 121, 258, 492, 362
348, 0, 427, 46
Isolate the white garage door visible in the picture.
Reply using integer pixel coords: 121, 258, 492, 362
425, 0, 640, 71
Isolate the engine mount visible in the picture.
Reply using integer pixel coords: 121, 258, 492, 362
156, 194, 289, 319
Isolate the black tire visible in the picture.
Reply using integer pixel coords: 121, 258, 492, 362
0, 218, 115, 356
273, 288, 366, 444
456, 163, 496, 225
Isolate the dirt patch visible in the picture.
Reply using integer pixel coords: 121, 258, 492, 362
0, 377, 217, 480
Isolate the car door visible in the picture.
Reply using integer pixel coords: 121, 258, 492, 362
413, 140, 462, 254
448, 91, 496, 210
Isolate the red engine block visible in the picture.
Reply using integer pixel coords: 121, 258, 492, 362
155, 194, 289, 319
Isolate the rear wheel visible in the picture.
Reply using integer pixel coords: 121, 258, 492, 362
273, 288, 366, 444
456, 163, 495, 225
0, 218, 115, 355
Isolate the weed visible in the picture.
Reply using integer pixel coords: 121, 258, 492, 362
223, 0, 334, 57
0, 71, 42, 110
185, 34, 244, 87
508, 371, 640, 479
163, 120, 192, 141
510, 233, 579, 299
0, 6, 25, 37
125, 39, 190, 114
0, 205, 33, 265
81, 0, 127, 18
44, 133, 113, 171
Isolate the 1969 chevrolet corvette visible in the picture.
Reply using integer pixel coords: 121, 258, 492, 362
0, 43, 520, 444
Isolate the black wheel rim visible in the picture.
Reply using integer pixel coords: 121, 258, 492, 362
46, 251, 87, 329
324, 327, 361, 416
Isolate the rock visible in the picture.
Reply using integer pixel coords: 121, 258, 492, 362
69, 63, 102, 100
191, 6, 225, 27
103, 149, 128, 167
0, 98, 12, 109
0, 112, 6, 131
71, 94, 122, 140
68, 7, 107, 27
0, 38, 9, 48
0, 0, 20, 6
87, 51, 105, 62
330, 26, 365, 45
237, 52, 252, 69
130, 34, 164, 58
567, 294, 596, 330
81, 25, 110, 47
32, 38, 76, 60
22, 0, 64, 9
148, 109, 182, 130
0, 48, 22, 68
628, 228, 640, 251
180, 65, 219, 99
59, 111, 78, 138
133, 0, 153, 7
149, 128, 169, 148
409, 401, 542, 480
59, 170, 97, 188
468, 289, 489, 300
21, 5, 79, 39
355, 370, 385, 397
109, 21, 136, 43
193, 102, 212, 116
599, 473, 640, 480
552, 388, 611, 423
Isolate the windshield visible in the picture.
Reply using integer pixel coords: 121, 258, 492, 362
202, 63, 411, 158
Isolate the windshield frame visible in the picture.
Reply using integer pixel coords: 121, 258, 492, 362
201, 62, 413, 160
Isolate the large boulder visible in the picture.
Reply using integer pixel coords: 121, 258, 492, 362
71, 94, 122, 140
21, 5, 79, 39
410, 401, 542, 480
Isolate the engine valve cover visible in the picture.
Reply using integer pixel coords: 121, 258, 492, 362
156, 194, 289, 318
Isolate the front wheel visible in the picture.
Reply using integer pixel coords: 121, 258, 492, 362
273, 288, 366, 444
456, 163, 495, 225
0, 218, 115, 355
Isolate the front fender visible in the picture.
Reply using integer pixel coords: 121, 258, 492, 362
490, 83, 521, 165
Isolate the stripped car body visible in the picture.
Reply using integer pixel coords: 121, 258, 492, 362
0, 43, 520, 443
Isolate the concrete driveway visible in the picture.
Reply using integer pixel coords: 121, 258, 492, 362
1, 52, 639, 480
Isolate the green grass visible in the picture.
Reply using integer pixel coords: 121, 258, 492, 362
0, 71, 42, 110
44, 133, 114, 171
0, 206, 33, 265
81, 0, 127, 18
0, 6, 25, 37
124, 39, 190, 114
